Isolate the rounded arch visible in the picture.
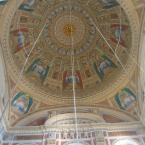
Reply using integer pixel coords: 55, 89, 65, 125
15, 106, 137, 126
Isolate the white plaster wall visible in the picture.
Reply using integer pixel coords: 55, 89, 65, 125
138, 8, 145, 124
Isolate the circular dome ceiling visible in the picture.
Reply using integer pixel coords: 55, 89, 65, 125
2, 0, 138, 103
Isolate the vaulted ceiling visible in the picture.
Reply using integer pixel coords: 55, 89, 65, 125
0, 0, 144, 127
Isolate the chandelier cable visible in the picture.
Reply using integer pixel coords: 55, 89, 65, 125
69, 0, 79, 140
90, 6, 142, 119
0, 0, 48, 124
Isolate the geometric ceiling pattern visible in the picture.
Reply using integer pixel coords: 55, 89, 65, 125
0, 0, 142, 127
0, 1, 145, 144
9, 0, 132, 101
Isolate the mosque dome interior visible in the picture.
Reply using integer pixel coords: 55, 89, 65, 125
0, 0, 145, 145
